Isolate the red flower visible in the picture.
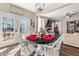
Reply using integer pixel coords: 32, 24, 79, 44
26, 35, 38, 41
42, 35, 54, 41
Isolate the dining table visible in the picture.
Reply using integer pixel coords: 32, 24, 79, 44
26, 34, 55, 56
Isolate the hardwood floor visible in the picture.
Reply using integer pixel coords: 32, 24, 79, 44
0, 43, 79, 56
59, 44, 79, 56
0, 44, 20, 56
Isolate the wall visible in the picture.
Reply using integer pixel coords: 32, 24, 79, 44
0, 3, 36, 48
0, 3, 36, 32
61, 15, 79, 34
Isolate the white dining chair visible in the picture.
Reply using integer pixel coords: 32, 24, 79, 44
18, 33, 30, 56
43, 34, 65, 56
19, 33, 37, 56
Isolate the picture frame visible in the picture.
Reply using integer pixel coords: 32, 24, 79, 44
10, 5, 24, 15
30, 19, 35, 29
67, 20, 76, 33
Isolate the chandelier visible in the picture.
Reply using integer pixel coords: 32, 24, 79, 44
35, 3, 45, 13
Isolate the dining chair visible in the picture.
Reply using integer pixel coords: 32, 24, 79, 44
19, 33, 37, 56
18, 33, 30, 56
43, 34, 65, 56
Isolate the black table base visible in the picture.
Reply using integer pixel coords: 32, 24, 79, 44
36, 40, 54, 44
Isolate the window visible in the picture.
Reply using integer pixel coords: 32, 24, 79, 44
3, 17, 14, 32
20, 23, 26, 33
19, 18, 29, 34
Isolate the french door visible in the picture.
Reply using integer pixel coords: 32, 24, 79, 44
19, 16, 30, 35
0, 11, 30, 48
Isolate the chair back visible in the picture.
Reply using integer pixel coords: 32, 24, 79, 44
19, 33, 37, 56
19, 33, 31, 56
43, 34, 65, 56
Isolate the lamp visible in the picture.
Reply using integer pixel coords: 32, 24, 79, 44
35, 3, 45, 13
35, 3, 45, 32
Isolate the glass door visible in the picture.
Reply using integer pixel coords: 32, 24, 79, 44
2, 16, 14, 41
19, 16, 30, 35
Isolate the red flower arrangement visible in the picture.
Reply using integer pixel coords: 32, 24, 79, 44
26, 35, 39, 41
26, 34, 55, 41
42, 35, 54, 41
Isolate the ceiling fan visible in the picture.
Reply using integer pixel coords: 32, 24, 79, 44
64, 12, 79, 18
65, 13, 77, 18
59, 12, 79, 20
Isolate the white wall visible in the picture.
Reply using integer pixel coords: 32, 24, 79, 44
0, 3, 35, 48
61, 15, 79, 34
0, 3, 36, 32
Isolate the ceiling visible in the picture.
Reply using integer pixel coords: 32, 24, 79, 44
43, 3, 79, 19
13, 3, 53, 13
13, 3, 79, 20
